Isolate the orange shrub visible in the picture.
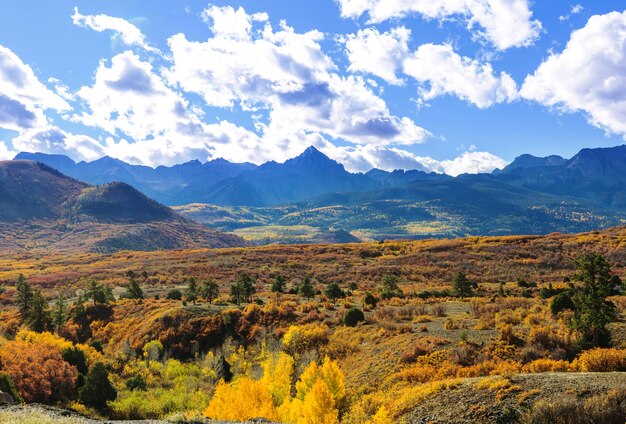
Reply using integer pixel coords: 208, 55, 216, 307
0, 340, 78, 403
572, 348, 626, 372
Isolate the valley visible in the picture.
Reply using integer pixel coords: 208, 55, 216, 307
18, 145, 626, 245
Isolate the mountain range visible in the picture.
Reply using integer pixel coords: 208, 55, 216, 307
0, 160, 245, 253
11, 144, 626, 244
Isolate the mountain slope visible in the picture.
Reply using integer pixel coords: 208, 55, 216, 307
495, 153, 566, 174
498, 145, 626, 208
13, 144, 626, 243
0, 160, 88, 221
14, 152, 257, 205
0, 160, 245, 253
198, 146, 377, 206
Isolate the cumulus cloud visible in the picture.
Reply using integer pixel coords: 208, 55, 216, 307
11, 125, 105, 161
201, 5, 268, 41
403, 43, 518, 108
0, 45, 69, 131
336, 0, 541, 50
343, 27, 411, 84
72, 7, 160, 53
70, 50, 273, 166
167, 5, 428, 151
324, 143, 506, 175
74, 51, 191, 140
0, 140, 15, 160
436, 150, 507, 175
520, 11, 626, 138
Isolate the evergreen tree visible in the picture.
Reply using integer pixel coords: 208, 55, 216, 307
364, 292, 378, 308
88, 280, 114, 305
185, 277, 198, 304
28, 289, 51, 332
324, 283, 345, 301
125, 276, 144, 299
230, 274, 256, 304
298, 276, 315, 301
71, 295, 87, 322
0, 373, 22, 403
452, 272, 473, 298
166, 289, 183, 300
237, 273, 256, 303
62, 347, 89, 375
214, 355, 233, 382
230, 282, 243, 305
380, 274, 402, 299
570, 253, 618, 347
15, 274, 33, 318
202, 279, 220, 303
51, 295, 68, 334
271, 275, 286, 294
343, 307, 365, 327
78, 362, 117, 412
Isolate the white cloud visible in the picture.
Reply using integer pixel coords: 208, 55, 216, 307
0, 140, 15, 160
520, 11, 626, 138
11, 125, 105, 162
437, 150, 507, 175
343, 27, 411, 84
0, 45, 69, 131
201, 5, 268, 41
75, 51, 190, 140
103, 120, 268, 167
559, 4, 584, 21
167, 6, 428, 150
70, 50, 273, 167
72, 7, 160, 54
336, 0, 541, 50
403, 43, 518, 108
324, 143, 506, 175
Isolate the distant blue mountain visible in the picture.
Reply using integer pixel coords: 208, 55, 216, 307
12, 144, 626, 240
14, 144, 626, 211
14, 152, 257, 205
494, 154, 566, 174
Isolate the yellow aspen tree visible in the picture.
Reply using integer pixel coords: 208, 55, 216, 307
261, 352, 294, 406
320, 356, 346, 405
295, 360, 320, 400
371, 405, 394, 424
204, 377, 279, 421
299, 379, 339, 424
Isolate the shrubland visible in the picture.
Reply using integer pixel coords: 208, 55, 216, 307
0, 228, 625, 422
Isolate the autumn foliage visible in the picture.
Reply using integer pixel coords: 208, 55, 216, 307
204, 354, 345, 423
0, 339, 77, 403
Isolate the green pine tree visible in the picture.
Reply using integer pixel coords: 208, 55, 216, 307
15, 274, 33, 318
202, 279, 220, 303
298, 276, 315, 301
125, 278, 144, 299
185, 277, 198, 304
51, 295, 68, 334
78, 362, 117, 412
271, 275, 286, 294
570, 253, 618, 347
452, 272, 473, 298
28, 289, 51, 332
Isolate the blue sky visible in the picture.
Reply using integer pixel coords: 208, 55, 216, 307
0, 1, 625, 175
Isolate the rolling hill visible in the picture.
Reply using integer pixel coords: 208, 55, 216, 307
0, 160, 245, 253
